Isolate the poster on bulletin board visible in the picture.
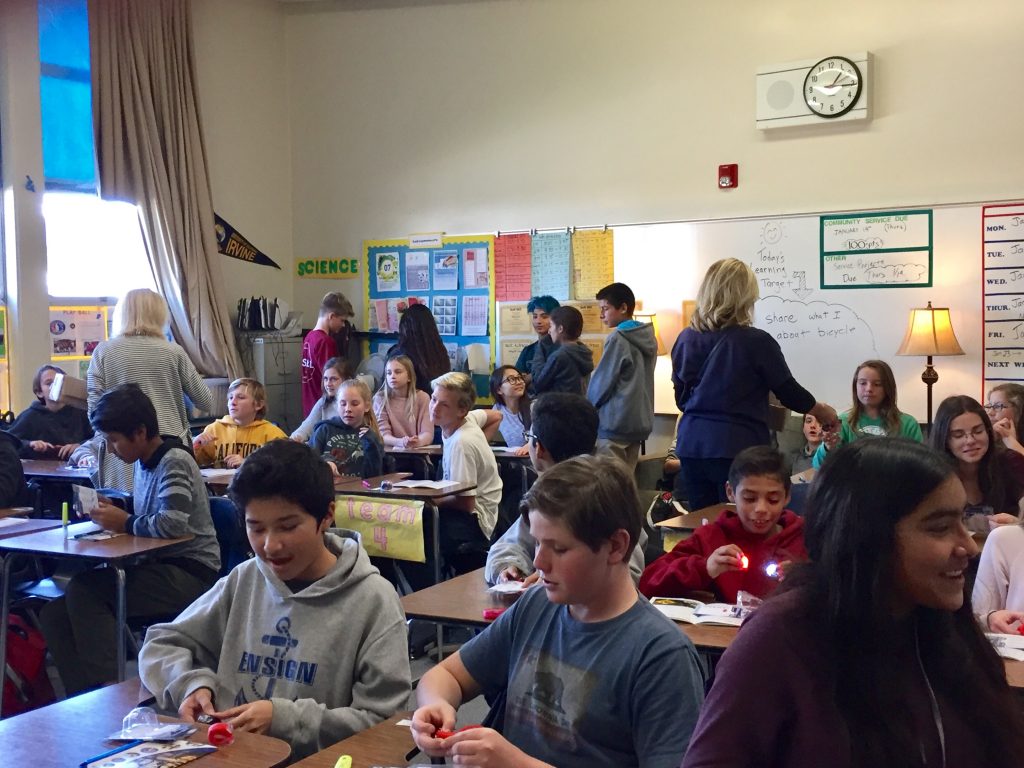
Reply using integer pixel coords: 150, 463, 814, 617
49, 306, 109, 360
363, 235, 496, 374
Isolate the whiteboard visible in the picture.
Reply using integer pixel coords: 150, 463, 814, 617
612, 204, 987, 419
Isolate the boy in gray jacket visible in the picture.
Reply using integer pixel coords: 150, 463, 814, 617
587, 282, 658, 472
139, 439, 410, 760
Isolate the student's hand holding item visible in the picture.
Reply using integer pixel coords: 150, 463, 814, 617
512, 445, 530, 457
445, 726, 544, 768
993, 416, 1024, 453
192, 433, 215, 450
411, 702, 458, 756
214, 699, 273, 735
989, 513, 1020, 528
809, 402, 839, 433
223, 454, 244, 469
707, 543, 746, 579
90, 499, 129, 531
326, 461, 340, 477
76, 454, 96, 468
29, 440, 55, 454
822, 426, 841, 451
179, 687, 216, 722
57, 442, 80, 460
987, 609, 1024, 634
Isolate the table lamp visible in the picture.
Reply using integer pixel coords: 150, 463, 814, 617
633, 312, 667, 355
895, 301, 964, 430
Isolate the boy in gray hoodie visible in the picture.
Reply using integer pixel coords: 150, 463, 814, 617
587, 282, 658, 472
139, 439, 410, 761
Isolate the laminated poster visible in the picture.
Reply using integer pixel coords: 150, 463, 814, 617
499, 303, 533, 335
531, 231, 571, 300
405, 251, 430, 291
494, 233, 532, 302
461, 295, 489, 336
432, 251, 460, 291
571, 229, 615, 300
376, 252, 401, 292
432, 295, 458, 336
462, 247, 490, 289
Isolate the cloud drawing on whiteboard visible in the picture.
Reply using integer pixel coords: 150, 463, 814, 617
754, 296, 877, 390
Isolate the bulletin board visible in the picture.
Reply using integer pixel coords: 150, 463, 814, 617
49, 305, 109, 360
363, 235, 496, 371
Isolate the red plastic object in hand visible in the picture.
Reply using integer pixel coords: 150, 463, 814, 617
739, 554, 749, 570
1017, 622, 1024, 636
482, 607, 507, 621
436, 724, 482, 739
207, 721, 234, 746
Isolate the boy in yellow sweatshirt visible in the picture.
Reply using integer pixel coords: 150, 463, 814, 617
193, 378, 286, 468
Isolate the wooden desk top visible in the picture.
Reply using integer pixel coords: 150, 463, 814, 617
386, 445, 442, 456
400, 568, 739, 651
0, 520, 193, 560
290, 713, 415, 768
335, 473, 477, 499
0, 517, 65, 540
20, 459, 92, 481
656, 504, 732, 531
0, 679, 292, 767
1005, 658, 1024, 689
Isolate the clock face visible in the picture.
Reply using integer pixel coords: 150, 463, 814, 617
803, 56, 862, 118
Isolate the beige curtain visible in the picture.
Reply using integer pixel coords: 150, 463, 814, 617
88, 0, 242, 378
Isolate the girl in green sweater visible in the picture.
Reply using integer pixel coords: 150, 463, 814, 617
813, 359, 922, 468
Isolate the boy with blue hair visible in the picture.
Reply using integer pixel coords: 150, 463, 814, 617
516, 294, 560, 390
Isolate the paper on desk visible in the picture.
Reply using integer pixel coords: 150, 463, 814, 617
0, 517, 28, 529
987, 632, 1024, 660
391, 479, 455, 489
488, 580, 528, 595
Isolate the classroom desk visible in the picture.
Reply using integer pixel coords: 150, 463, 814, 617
400, 567, 740, 652
655, 504, 731, 552
0, 521, 194, 715
0, 506, 38, 520
0, 516, 65, 539
1006, 659, 1024, 689
20, 458, 92, 482
0, 678, 292, 767
200, 467, 238, 493
289, 713, 416, 768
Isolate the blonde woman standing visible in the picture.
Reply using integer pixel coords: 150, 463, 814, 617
672, 258, 836, 509
87, 289, 216, 490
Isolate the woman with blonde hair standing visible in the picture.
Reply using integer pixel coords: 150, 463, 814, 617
672, 258, 836, 509
87, 289, 216, 490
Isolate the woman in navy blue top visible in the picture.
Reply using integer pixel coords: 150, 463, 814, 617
672, 258, 836, 509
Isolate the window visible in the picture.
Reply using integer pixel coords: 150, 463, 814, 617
43, 192, 156, 298
38, 0, 155, 300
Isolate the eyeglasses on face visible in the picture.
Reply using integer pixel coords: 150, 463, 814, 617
523, 429, 539, 444
502, 375, 525, 385
949, 425, 987, 441
984, 402, 1011, 412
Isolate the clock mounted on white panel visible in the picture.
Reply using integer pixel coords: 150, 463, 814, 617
803, 56, 863, 118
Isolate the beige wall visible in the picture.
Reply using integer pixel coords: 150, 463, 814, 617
278, 0, 1024, 330
192, 0, 294, 319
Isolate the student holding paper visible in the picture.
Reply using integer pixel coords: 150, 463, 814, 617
683, 439, 1024, 767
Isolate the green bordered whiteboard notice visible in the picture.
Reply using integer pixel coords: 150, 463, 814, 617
819, 209, 932, 289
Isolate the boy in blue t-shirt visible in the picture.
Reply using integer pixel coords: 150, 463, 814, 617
412, 453, 704, 768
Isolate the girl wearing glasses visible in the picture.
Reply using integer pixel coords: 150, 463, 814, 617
930, 395, 1024, 534
489, 366, 531, 455
986, 383, 1024, 457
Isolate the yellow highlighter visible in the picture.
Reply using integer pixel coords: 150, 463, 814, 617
333, 756, 352, 768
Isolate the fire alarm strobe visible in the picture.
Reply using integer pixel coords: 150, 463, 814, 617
718, 164, 738, 189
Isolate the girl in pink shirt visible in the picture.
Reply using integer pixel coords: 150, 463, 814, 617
373, 355, 433, 448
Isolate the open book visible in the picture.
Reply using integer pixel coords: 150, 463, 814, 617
649, 596, 745, 627
391, 479, 457, 489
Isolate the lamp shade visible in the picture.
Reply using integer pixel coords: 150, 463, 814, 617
895, 301, 965, 357
633, 312, 667, 355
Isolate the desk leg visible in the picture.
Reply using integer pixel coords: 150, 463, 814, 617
0, 554, 17, 719
425, 501, 444, 659
112, 564, 127, 682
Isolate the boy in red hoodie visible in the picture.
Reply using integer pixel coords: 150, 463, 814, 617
640, 445, 805, 603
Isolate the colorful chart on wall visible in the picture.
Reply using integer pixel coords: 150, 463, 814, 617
49, 306, 109, 360
363, 235, 495, 373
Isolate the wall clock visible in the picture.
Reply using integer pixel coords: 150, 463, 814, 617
803, 56, 863, 119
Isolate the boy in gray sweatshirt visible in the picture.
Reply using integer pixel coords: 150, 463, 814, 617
139, 439, 410, 760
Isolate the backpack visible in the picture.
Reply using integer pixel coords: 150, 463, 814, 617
2, 614, 56, 717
